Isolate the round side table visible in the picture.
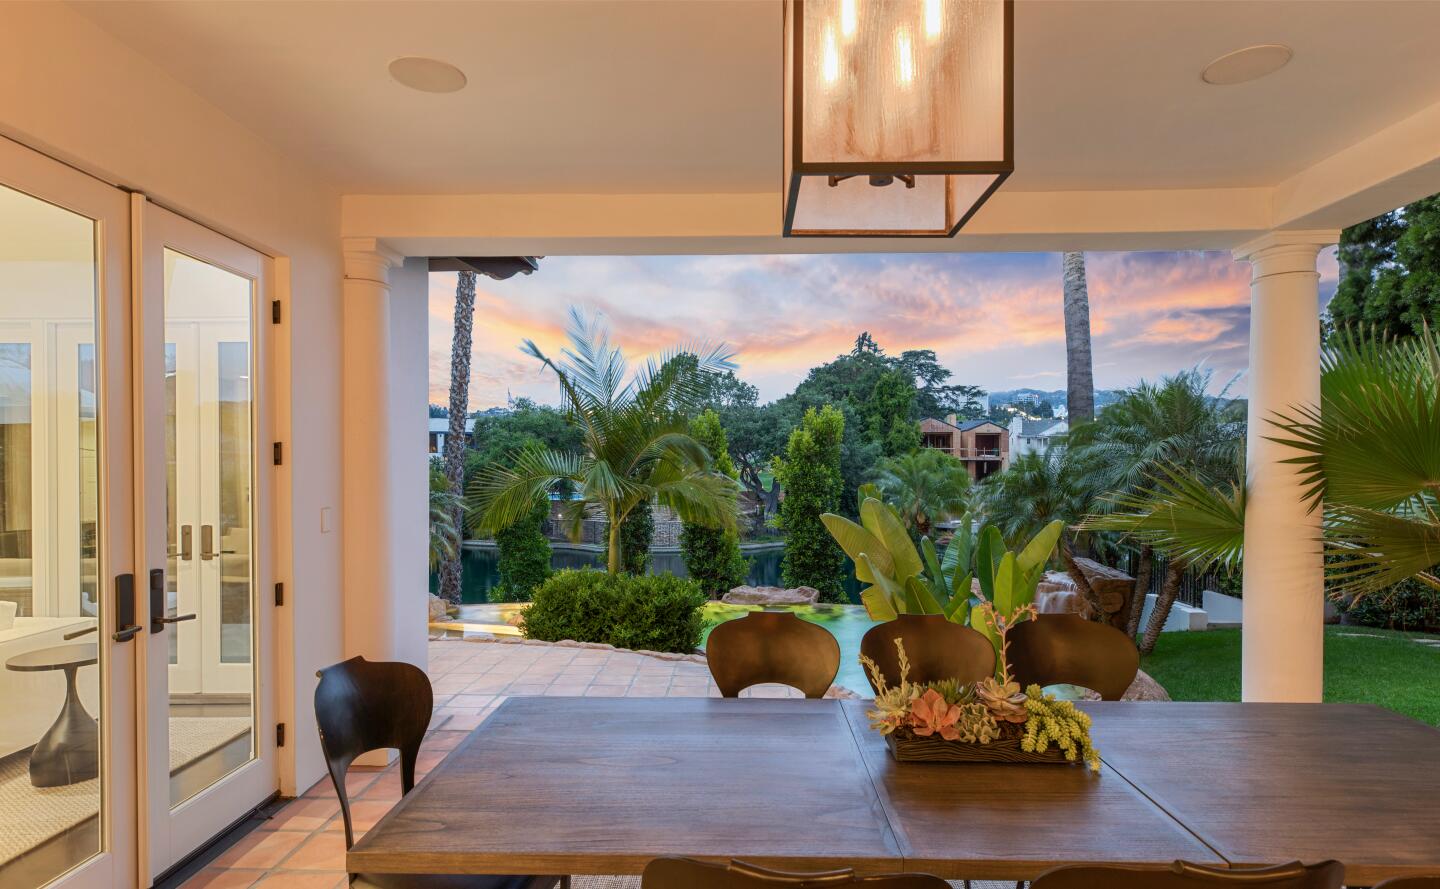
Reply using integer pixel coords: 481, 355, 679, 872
5, 642, 100, 787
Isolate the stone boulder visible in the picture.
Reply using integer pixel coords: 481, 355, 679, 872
1076, 669, 1171, 702
428, 594, 450, 622
722, 585, 820, 606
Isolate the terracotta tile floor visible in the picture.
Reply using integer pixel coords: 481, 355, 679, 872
181, 639, 808, 888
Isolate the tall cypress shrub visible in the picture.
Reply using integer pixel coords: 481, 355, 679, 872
492, 498, 552, 602
680, 409, 750, 597
774, 405, 847, 601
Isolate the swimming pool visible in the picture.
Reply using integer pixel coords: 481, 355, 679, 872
441, 601, 880, 695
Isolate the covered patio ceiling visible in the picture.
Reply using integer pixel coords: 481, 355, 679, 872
71, 0, 1440, 256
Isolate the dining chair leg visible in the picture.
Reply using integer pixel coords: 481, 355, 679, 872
560, 878, 571, 889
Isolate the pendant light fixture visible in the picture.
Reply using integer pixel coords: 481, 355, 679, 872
783, 0, 1013, 237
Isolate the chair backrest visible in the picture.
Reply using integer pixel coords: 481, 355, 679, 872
1007, 611, 1139, 700
1372, 878, 1440, 889
642, 857, 949, 889
858, 614, 995, 694
1032, 860, 1345, 889
706, 611, 840, 698
314, 656, 433, 848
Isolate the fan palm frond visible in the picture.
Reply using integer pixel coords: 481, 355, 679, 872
1078, 462, 1245, 574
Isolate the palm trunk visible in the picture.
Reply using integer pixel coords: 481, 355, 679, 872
1126, 545, 1154, 640
1060, 540, 1102, 618
1062, 252, 1095, 424
1140, 557, 1185, 655
606, 511, 622, 574
438, 270, 477, 604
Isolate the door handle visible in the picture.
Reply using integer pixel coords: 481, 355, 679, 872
147, 568, 195, 633
113, 573, 143, 642
200, 524, 215, 561
180, 524, 193, 561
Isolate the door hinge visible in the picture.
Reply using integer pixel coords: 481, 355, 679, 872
274, 582, 284, 607
276, 723, 286, 748
271, 299, 282, 324
273, 442, 283, 465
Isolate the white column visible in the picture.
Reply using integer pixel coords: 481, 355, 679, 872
1232, 230, 1338, 703
341, 239, 427, 674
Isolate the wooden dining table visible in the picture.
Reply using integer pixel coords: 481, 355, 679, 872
348, 696, 1440, 885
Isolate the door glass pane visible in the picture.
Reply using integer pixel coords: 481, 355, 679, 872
0, 183, 103, 886
162, 250, 255, 807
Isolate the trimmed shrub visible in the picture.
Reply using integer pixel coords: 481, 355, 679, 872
491, 499, 551, 602
773, 404, 848, 601
520, 569, 706, 653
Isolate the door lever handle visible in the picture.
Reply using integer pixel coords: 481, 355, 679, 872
180, 524, 193, 561
200, 524, 216, 561
155, 613, 196, 625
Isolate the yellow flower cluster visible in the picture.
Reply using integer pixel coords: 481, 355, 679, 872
1018, 684, 1101, 772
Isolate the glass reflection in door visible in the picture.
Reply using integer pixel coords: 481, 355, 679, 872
0, 182, 103, 886
162, 249, 254, 807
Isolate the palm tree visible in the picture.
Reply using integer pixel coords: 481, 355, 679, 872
429, 487, 466, 571
436, 257, 540, 603
1062, 252, 1095, 424
872, 448, 972, 538
469, 309, 740, 574
1075, 369, 1244, 652
437, 270, 476, 603
1082, 328, 1440, 652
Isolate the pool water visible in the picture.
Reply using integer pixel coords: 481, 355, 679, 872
444, 601, 880, 695
434, 543, 862, 605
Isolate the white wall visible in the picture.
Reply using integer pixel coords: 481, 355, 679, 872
0, 3, 344, 795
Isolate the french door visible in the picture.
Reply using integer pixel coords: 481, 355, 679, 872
0, 137, 136, 889
137, 200, 276, 880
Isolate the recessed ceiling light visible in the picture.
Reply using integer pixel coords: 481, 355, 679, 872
1201, 44, 1293, 85
388, 57, 467, 93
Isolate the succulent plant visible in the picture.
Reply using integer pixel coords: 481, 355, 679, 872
975, 676, 1028, 724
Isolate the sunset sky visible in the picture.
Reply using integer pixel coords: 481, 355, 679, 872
428, 249, 1340, 409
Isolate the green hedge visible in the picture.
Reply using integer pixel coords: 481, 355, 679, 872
520, 569, 707, 653
1338, 578, 1440, 633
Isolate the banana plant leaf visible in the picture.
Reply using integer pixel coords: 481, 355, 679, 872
861, 497, 924, 582
821, 513, 891, 583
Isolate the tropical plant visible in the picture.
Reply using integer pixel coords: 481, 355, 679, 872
871, 448, 972, 539
612, 500, 654, 575
1080, 327, 1440, 646
822, 490, 1063, 668
1073, 369, 1244, 651
428, 487, 465, 571
468, 309, 739, 574
774, 405, 849, 600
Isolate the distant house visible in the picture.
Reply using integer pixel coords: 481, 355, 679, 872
918, 415, 1010, 481
1009, 416, 1068, 458
428, 416, 475, 454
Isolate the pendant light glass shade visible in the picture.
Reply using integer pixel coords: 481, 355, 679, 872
783, 0, 1013, 237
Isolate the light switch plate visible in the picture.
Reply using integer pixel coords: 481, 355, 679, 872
320, 506, 334, 533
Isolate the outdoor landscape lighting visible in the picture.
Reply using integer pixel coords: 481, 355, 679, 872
783, 0, 1013, 237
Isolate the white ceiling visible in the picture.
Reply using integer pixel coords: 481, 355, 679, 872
73, 0, 1440, 197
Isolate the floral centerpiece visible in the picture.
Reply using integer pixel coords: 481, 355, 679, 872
860, 604, 1101, 771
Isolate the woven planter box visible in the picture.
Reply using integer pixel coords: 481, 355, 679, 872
884, 732, 1073, 765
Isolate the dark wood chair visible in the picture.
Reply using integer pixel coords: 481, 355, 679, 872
641, 858, 948, 889
314, 656, 563, 889
1373, 878, 1440, 888
1007, 612, 1139, 700
705, 611, 839, 698
1032, 860, 1344, 889
858, 614, 994, 694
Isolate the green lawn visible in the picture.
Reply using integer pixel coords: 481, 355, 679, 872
1142, 626, 1440, 726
